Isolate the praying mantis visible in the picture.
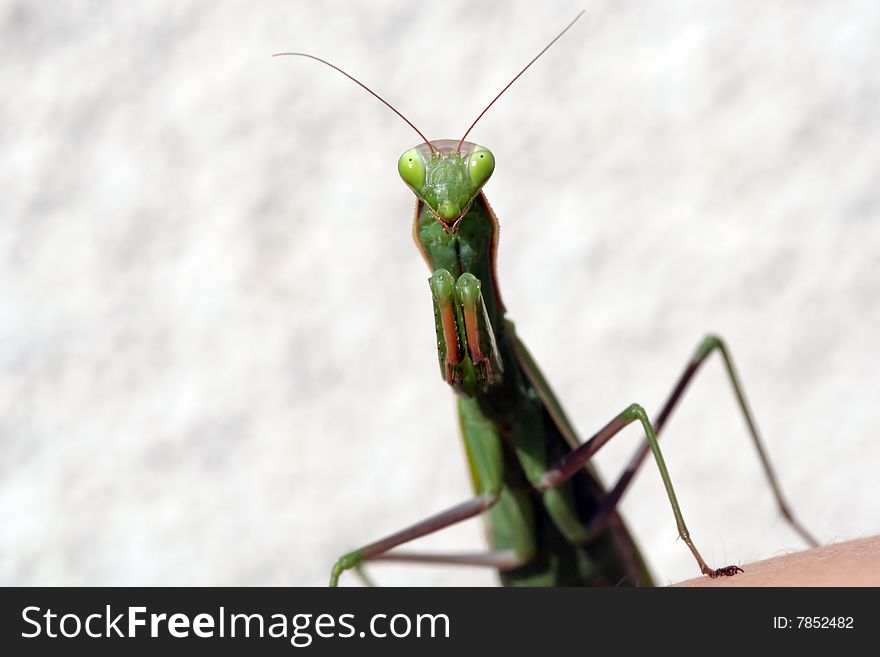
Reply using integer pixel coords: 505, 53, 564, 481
279, 12, 823, 586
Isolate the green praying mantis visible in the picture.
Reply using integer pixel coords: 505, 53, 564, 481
278, 11, 818, 586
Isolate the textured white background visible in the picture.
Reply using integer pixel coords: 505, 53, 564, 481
2, 1, 878, 586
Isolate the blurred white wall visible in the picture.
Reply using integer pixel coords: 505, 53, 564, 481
1, 1, 878, 586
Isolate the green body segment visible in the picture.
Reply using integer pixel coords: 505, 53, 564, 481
411, 148, 654, 585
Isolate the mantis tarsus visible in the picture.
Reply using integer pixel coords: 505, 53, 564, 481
278, 11, 818, 587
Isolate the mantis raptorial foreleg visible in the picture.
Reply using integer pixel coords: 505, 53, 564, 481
430, 269, 503, 392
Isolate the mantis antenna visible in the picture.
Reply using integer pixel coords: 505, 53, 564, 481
457, 10, 586, 152
272, 51, 437, 154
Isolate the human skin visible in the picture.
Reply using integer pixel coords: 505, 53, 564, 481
671, 535, 880, 587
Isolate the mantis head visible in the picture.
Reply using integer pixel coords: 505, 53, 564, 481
276, 12, 582, 230
398, 140, 495, 229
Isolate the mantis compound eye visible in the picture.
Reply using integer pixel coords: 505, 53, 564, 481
467, 147, 495, 189
398, 148, 426, 190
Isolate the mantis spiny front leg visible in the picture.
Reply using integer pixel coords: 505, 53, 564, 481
430, 270, 503, 393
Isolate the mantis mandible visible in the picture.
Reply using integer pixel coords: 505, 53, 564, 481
277, 11, 818, 587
